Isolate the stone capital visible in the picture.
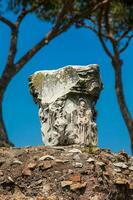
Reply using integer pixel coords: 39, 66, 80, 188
29, 64, 103, 146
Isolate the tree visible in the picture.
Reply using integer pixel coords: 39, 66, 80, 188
77, 0, 133, 152
0, 0, 109, 146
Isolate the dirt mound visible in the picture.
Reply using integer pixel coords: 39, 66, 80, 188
0, 146, 132, 200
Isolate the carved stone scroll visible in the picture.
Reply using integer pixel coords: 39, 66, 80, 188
29, 65, 103, 147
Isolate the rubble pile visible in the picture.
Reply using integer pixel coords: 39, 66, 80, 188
0, 146, 133, 200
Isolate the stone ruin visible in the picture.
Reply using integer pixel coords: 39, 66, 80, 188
29, 64, 103, 147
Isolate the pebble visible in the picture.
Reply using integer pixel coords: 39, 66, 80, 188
73, 154, 80, 161
87, 158, 95, 163
8, 176, 14, 182
114, 178, 128, 185
39, 155, 55, 161
90, 195, 100, 200
129, 183, 133, 190
42, 183, 51, 196
0, 170, 3, 176
38, 160, 53, 170
12, 160, 23, 165
129, 166, 133, 171
0, 159, 5, 164
61, 181, 72, 187
114, 168, 121, 173
96, 161, 105, 166
70, 182, 87, 191
55, 159, 69, 163
73, 162, 83, 168
22, 168, 32, 176
68, 169, 73, 174
52, 147, 65, 151
69, 149, 82, 154
69, 175, 81, 182
113, 162, 128, 169
27, 162, 37, 169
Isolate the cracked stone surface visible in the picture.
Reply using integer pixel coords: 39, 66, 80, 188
29, 64, 103, 146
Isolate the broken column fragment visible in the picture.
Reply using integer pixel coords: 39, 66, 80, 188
29, 65, 103, 146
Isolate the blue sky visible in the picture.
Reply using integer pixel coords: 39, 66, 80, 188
0, 11, 133, 154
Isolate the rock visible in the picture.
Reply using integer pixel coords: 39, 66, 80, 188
129, 183, 133, 190
22, 168, 32, 176
73, 162, 83, 168
42, 183, 52, 196
39, 155, 55, 161
12, 160, 23, 165
47, 194, 58, 200
0, 170, 3, 176
87, 158, 95, 163
118, 150, 128, 160
69, 149, 82, 154
114, 178, 128, 185
114, 168, 122, 173
36, 197, 46, 200
123, 169, 129, 175
129, 166, 133, 171
0, 159, 5, 165
70, 182, 87, 191
73, 154, 81, 162
29, 65, 103, 146
7, 176, 14, 182
22, 161, 37, 176
96, 161, 105, 166
52, 147, 65, 151
61, 181, 73, 188
27, 162, 37, 169
69, 175, 81, 182
68, 169, 73, 174
113, 162, 128, 169
55, 159, 69, 163
90, 195, 101, 200
38, 161, 53, 170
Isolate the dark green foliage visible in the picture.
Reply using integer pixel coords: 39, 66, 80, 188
1, 0, 133, 33
84, 0, 133, 39
110, 1, 133, 30
0, 0, 106, 22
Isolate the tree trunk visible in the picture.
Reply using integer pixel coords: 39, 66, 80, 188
0, 79, 13, 147
113, 59, 133, 153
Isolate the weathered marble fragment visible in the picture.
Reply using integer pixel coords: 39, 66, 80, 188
29, 65, 103, 146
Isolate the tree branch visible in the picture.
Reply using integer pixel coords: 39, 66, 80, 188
104, 3, 110, 35
76, 21, 97, 34
0, 15, 15, 29
16, 2, 43, 26
88, 17, 97, 25
92, 0, 110, 13
53, 0, 74, 30
97, 9, 113, 59
119, 34, 133, 53
73, 0, 110, 22
14, 29, 56, 73
14, 1, 75, 74
1, 26, 19, 79
1, 2, 47, 79
117, 27, 133, 42
56, 16, 79, 35
7, 29, 18, 64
